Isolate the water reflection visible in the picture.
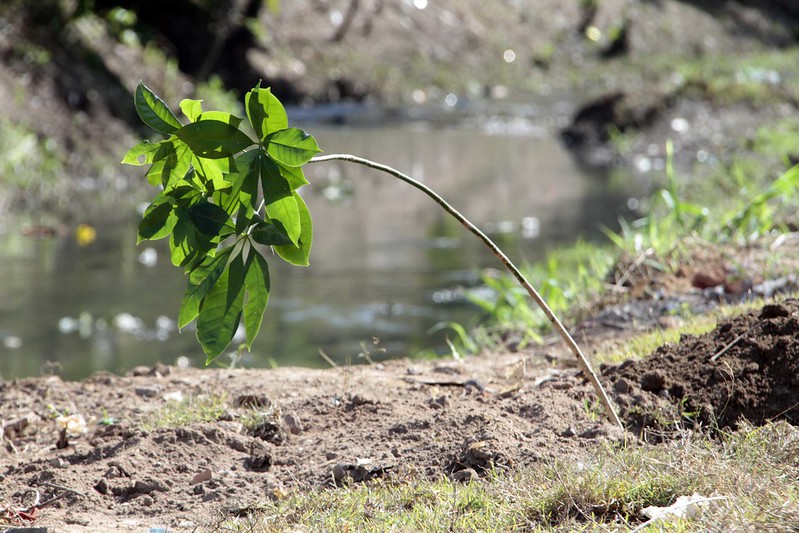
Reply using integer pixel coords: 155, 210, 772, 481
0, 123, 644, 380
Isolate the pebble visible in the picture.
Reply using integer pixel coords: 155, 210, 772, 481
134, 386, 161, 398
282, 413, 303, 435
450, 468, 479, 483
48, 457, 68, 468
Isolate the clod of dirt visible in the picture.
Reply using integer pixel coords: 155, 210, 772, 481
604, 298, 799, 436
245, 447, 272, 472
250, 420, 286, 444
331, 461, 394, 486
449, 467, 479, 483
639, 371, 665, 392
445, 438, 513, 477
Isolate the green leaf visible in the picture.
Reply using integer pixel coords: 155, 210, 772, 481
251, 218, 294, 246
243, 250, 270, 349
188, 200, 230, 236
260, 153, 292, 202
276, 160, 310, 189
261, 155, 300, 243
176, 120, 255, 159
138, 195, 176, 242
122, 140, 160, 166
266, 128, 321, 167
275, 192, 313, 266
197, 252, 247, 362
198, 111, 243, 129
180, 99, 203, 122
145, 139, 192, 188
169, 214, 196, 267
245, 86, 288, 142
178, 247, 233, 329
216, 150, 259, 216
191, 154, 223, 185
135, 81, 182, 134
265, 195, 300, 245
169, 207, 219, 269
208, 176, 233, 192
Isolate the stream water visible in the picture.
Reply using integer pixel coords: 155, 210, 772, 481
0, 116, 647, 380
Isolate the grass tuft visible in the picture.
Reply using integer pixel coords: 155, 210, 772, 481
139, 393, 228, 431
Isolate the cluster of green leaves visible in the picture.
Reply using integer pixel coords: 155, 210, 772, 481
124, 82, 320, 362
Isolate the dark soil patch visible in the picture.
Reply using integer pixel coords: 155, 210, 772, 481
603, 298, 799, 439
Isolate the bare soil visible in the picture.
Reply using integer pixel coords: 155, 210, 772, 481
2, 292, 799, 530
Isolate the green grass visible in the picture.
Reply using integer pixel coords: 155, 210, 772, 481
591, 321, 715, 367
139, 393, 228, 431
208, 422, 799, 532
466, 238, 618, 349
466, 139, 799, 352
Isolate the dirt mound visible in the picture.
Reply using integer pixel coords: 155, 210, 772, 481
603, 298, 799, 438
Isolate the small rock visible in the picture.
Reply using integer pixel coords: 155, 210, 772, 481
332, 463, 348, 484
246, 449, 272, 472
450, 468, 479, 483
349, 394, 375, 407
432, 364, 461, 375
94, 478, 109, 495
282, 413, 303, 435
191, 468, 212, 485
134, 386, 161, 398
128, 366, 151, 376
692, 268, 726, 290
132, 479, 169, 494
429, 395, 448, 409
325, 451, 338, 460
578, 426, 607, 439
251, 420, 285, 444
761, 303, 790, 319
49, 457, 68, 468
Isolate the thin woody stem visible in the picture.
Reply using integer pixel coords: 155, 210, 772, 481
309, 153, 623, 429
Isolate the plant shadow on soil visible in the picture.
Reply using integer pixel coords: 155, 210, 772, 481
1, 298, 798, 530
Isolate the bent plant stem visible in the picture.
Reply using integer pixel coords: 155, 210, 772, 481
309, 153, 623, 429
